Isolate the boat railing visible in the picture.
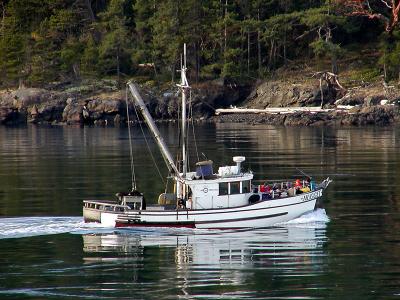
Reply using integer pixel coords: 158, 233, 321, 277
253, 179, 313, 200
253, 178, 304, 183
83, 200, 129, 212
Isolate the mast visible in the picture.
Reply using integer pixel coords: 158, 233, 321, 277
178, 43, 190, 178
127, 81, 182, 179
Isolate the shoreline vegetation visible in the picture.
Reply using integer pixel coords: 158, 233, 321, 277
2, 1, 400, 126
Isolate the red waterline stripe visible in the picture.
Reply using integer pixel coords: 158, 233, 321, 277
116, 222, 196, 229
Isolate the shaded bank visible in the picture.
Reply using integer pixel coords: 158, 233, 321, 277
1, 78, 400, 126
0, 79, 250, 126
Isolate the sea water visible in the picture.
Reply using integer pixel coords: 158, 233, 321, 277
0, 124, 400, 299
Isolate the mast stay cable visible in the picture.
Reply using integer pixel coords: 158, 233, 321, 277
125, 88, 137, 191
127, 82, 181, 179
132, 101, 166, 185
189, 89, 200, 163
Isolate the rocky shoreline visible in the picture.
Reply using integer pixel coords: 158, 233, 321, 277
1, 78, 400, 127
0, 79, 250, 126
212, 105, 400, 126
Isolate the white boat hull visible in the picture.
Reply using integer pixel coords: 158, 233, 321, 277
102, 63, 332, 230
112, 189, 322, 229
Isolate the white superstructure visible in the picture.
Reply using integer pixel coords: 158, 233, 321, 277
83, 44, 331, 229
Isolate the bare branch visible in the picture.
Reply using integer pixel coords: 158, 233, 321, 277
0, 2, 5, 35
335, 0, 400, 32
380, 0, 392, 9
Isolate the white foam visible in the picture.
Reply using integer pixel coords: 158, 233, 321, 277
277, 208, 330, 228
0, 209, 330, 239
0, 216, 112, 239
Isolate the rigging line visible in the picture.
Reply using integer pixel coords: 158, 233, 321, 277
164, 176, 169, 194
176, 93, 182, 171
132, 101, 166, 185
197, 98, 217, 111
186, 99, 190, 171
183, 88, 190, 171
125, 87, 136, 191
189, 90, 200, 162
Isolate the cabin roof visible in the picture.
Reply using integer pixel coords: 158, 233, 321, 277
179, 172, 253, 185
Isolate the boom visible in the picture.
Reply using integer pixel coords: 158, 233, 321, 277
127, 81, 182, 179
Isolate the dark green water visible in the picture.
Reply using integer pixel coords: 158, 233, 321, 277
0, 124, 399, 299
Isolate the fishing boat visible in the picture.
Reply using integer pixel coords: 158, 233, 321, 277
83, 44, 331, 229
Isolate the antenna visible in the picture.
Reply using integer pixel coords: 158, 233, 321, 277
296, 167, 312, 180
184, 43, 187, 69
181, 43, 188, 178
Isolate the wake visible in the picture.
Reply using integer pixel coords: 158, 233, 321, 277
0, 209, 329, 239
277, 208, 330, 228
0, 216, 110, 239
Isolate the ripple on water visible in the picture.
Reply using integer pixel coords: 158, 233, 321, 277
0, 216, 111, 239
0, 209, 330, 299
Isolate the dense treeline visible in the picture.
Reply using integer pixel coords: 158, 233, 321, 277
0, 0, 397, 88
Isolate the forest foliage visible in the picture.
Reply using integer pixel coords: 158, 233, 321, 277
0, 0, 398, 88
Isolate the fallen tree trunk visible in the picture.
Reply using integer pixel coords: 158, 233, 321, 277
215, 106, 353, 115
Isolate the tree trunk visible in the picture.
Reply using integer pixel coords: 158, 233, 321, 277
247, 30, 250, 75
73, 63, 80, 80
257, 9, 261, 77
283, 28, 287, 65
283, 0, 288, 64
331, 54, 338, 75
195, 42, 199, 83
84, 0, 96, 22
224, 0, 227, 65
268, 40, 275, 70
383, 53, 387, 81
18, 78, 25, 89
1, 2, 5, 34
171, 63, 175, 83
116, 48, 120, 83
153, 63, 158, 77
240, 27, 244, 77
398, 66, 400, 84
319, 77, 324, 108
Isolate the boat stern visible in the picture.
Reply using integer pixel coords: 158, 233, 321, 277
83, 200, 127, 224
83, 203, 101, 223
314, 177, 332, 209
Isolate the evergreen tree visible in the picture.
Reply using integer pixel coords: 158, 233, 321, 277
196, 0, 222, 78
150, 0, 181, 81
303, 6, 345, 73
0, 31, 26, 86
132, 0, 155, 72
379, 31, 400, 82
60, 37, 84, 79
0, 0, 392, 86
80, 35, 100, 77
28, 5, 82, 84
221, 1, 243, 78
98, 0, 133, 82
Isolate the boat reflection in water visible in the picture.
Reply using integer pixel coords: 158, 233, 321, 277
81, 210, 328, 298
82, 220, 327, 268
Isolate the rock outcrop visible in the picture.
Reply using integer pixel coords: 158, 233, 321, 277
0, 79, 250, 125
244, 80, 338, 108
213, 105, 400, 126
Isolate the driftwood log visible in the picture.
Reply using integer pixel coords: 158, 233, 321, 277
312, 71, 346, 108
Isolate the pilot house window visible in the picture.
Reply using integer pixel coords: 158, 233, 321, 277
242, 180, 250, 193
219, 182, 228, 195
230, 182, 240, 194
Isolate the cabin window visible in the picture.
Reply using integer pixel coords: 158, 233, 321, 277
242, 180, 250, 193
230, 182, 240, 194
219, 182, 228, 195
